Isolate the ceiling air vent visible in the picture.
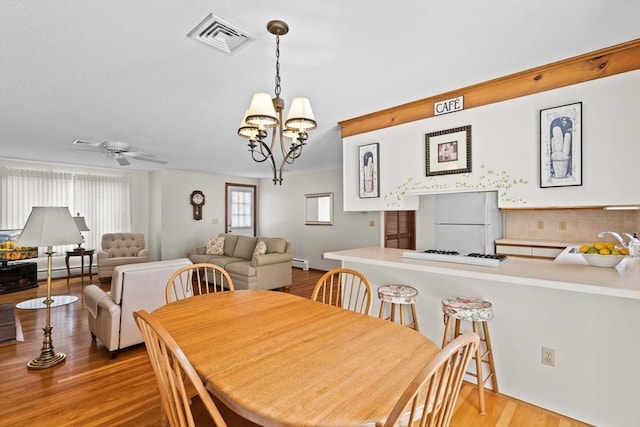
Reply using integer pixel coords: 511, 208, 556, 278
187, 13, 255, 55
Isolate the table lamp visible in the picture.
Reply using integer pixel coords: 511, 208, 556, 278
17, 206, 83, 369
73, 212, 90, 249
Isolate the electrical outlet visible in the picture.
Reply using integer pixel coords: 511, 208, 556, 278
369, 220, 375, 227
537, 221, 544, 230
542, 346, 555, 367
559, 221, 567, 231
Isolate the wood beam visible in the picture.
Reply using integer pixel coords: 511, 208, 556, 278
339, 38, 640, 138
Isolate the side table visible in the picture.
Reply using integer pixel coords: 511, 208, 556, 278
65, 249, 95, 285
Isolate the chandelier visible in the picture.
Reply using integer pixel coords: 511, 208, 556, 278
237, 20, 317, 185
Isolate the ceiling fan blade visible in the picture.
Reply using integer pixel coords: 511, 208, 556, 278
72, 139, 103, 147
115, 155, 131, 166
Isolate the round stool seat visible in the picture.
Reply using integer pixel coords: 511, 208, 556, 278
377, 285, 418, 304
441, 297, 493, 322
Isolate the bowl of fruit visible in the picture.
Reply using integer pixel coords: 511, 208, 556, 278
578, 242, 628, 268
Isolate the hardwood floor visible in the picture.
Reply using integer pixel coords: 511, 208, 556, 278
0, 268, 590, 426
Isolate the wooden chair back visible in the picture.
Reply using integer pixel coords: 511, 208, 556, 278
166, 263, 234, 304
133, 309, 228, 427
311, 268, 372, 314
381, 332, 479, 427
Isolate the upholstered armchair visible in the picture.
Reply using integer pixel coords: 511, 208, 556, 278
97, 233, 149, 280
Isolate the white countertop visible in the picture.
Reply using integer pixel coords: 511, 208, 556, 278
324, 247, 640, 300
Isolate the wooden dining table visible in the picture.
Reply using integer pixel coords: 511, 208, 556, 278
151, 290, 440, 426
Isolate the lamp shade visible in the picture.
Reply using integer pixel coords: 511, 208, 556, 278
17, 207, 83, 247
246, 93, 278, 128
237, 109, 260, 140
285, 97, 317, 131
73, 214, 90, 232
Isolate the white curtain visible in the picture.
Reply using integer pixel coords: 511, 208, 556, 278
0, 167, 131, 253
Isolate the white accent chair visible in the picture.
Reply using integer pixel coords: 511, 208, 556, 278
97, 233, 149, 280
84, 258, 192, 357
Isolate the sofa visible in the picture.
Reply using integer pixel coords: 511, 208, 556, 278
83, 258, 192, 357
97, 233, 149, 280
188, 233, 293, 290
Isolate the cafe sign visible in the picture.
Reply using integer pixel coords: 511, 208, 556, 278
434, 96, 464, 116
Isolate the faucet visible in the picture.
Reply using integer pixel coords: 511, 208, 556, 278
597, 231, 629, 248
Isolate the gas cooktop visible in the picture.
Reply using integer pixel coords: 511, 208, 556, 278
401, 250, 508, 267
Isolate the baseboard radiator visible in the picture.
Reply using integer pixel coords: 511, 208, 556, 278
292, 258, 309, 271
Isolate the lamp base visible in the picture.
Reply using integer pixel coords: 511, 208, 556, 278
26, 323, 66, 370
27, 351, 66, 370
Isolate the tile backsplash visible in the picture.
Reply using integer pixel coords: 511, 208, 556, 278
504, 208, 640, 243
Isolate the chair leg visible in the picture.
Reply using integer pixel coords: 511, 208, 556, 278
472, 321, 486, 414
482, 322, 499, 393
410, 304, 419, 332
442, 315, 452, 348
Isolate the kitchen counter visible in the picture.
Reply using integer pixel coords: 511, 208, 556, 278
323, 246, 640, 426
324, 246, 640, 300
494, 238, 583, 247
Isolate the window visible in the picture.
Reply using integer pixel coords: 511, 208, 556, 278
0, 167, 131, 253
226, 184, 256, 236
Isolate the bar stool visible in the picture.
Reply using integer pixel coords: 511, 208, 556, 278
441, 297, 498, 414
377, 285, 419, 331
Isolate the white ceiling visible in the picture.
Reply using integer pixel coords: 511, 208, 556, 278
1, 1, 638, 179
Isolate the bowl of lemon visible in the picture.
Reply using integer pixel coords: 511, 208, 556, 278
578, 242, 628, 268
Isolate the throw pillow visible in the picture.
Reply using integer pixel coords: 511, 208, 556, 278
206, 236, 225, 255
253, 240, 267, 260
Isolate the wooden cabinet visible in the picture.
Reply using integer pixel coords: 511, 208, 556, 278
0, 262, 38, 294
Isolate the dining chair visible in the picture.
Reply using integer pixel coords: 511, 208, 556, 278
311, 267, 372, 314
133, 309, 228, 427
381, 332, 479, 427
166, 263, 234, 304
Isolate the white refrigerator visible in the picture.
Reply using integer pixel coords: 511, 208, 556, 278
434, 191, 503, 254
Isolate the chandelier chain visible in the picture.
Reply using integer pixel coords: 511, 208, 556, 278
274, 35, 281, 99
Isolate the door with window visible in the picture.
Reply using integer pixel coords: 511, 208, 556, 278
225, 183, 256, 236
384, 210, 416, 249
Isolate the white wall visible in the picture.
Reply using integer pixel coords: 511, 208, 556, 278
343, 70, 640, 210
257, 169, 380, 271
150, 169, 257, 261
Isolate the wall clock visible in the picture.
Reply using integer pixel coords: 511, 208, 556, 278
190, 190, 205, 220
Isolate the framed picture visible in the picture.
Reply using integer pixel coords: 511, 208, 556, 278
359, 143, 379, 198
425, 125, 471, 176
539, 102, 582, 188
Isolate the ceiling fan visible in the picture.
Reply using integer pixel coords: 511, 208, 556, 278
72, 140, 167, 166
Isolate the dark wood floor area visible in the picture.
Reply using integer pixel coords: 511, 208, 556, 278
0, 268, 590, 426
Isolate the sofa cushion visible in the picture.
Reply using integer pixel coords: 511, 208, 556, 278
262, 237, 286, 254
220, 234, 239, 257
233, 236, 258, 260
206, 236, 225, 255
208, 256, 247, 269
253, 240, 267, 260
224, 260, 257, 278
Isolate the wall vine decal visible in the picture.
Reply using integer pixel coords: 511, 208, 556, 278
384, 164, 528, 208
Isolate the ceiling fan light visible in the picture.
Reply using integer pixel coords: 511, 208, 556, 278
285, 97, 317, 131
246, 93, 278, 127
